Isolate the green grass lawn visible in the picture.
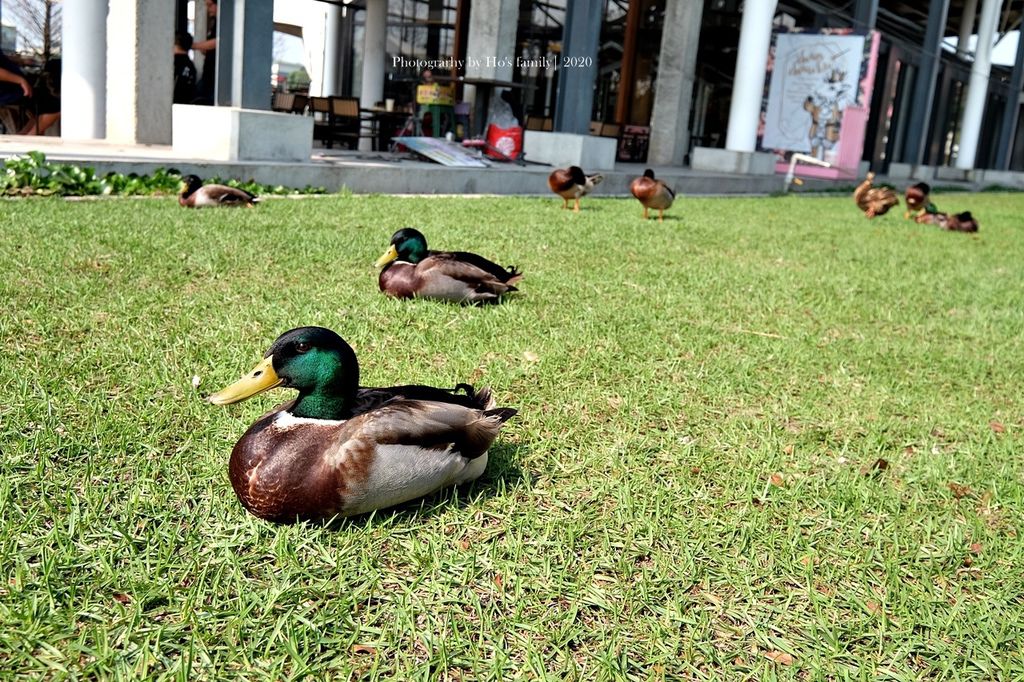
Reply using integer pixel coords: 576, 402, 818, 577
2, 191, 1023, 680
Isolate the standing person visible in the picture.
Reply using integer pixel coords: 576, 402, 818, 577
193, 0, 217, 104
173, 32, 198, 104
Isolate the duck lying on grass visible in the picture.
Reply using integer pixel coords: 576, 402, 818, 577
629, 168, 676, 222
548, 166, 603, 212
208, 326, 517, 522
915, 210, 979, 233
375, 227, 522, 304
179, 174, 258, 208
853, 172, 898, 218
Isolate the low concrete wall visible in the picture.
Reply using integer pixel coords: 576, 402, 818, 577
690, 147, 776, 175
523, 131, 617, 170
172, 105, 313, 162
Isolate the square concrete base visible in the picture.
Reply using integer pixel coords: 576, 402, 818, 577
690, 147, 776, 175
978, 169, 1024, 189
172, 105, 313, 162
934, 165, 976, 182
523, 131, 617, 170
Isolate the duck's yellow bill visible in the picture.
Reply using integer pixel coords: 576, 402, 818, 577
208, 357, 283, 405
374, 244, 399, 268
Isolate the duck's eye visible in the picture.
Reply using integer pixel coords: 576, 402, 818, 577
295, 342, 311, 354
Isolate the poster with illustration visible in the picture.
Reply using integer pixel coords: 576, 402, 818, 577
759, 29, 879, 174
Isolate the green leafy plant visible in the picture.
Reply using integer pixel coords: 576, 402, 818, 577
0, 151, 327, 197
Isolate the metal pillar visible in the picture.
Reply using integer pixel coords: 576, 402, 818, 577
957, 0, 979, 58
215, 0, 273, 110
955, 0, 1003, 169
62, 0, 107, 140
900, 0, 950, 166
853, 0, 879, 32
994, 10, 1024, 169
725, 0, 778, 152
553, 0, 603, 135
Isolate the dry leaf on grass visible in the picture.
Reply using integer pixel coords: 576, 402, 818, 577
351, 644, 377, 655
860, 458, 889, 476
765, 650, 794, 665
990, 421, 1006, 434
948, 482, 972, 499
783, 445, 794, 455
112, 592, 131, 604
866, 600, 883, 616
769, 473, 785, 487
522, 351, 539, 363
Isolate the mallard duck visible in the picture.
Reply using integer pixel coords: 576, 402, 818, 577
374, 227, 522, 304
853, 172, 899, 218
208, 326, 517, 521
179, 174, 258, 208
904, 181, 933, 219
915, 210, 979, 233
629, 168, 676, 221
548, 166, 603, 212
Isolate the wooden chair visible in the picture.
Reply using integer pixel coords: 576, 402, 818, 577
310, 96, 332, 147
328, 96, 363, 150
272, 92, 295, 112
290, 94, 309, 115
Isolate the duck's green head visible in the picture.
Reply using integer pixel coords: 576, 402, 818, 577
375, 227, 428, 267
208, 326, 360, 420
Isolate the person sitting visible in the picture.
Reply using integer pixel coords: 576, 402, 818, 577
0, 51, 60, 135
173, 32, 198, 104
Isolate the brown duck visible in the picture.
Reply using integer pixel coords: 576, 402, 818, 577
853, 172, 899, 218
208, 326, 517, 521
915, 210, 979, 233
629, 168, 676, 221
548, 165, 603, 212
904, 181, 932, 219
374, 228, 522, 304
179, 174, 258, 208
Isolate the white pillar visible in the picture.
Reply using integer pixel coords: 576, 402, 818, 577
61, 0, 108, 140
322, 4, 343, 96
106, 0, 175, 144
358, 0, 386, 150
955, 0, 1002, 169
725, 0, 777, 152
957, 0, 978, 57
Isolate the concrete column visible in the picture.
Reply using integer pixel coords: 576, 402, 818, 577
464, 0, 517, 83
853, 0, 878, 32
553, 0, 603, 134
724, 0, 777, 152
322, 4, 343, 96
956, 0, 1003, 169
994, 9, 1024, 169
900, 0, 950, 165
215, 0, 273, 109
647, 0, 705, 165
106, 0, 174, 144
62, 0, 107, 140
463, 0, 518, 124
957, 0, 978, 58
358, 0, 387, 150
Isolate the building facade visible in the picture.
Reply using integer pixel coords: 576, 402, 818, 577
61, 0, 1024, 174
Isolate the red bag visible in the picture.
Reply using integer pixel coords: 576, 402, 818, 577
485, 124, 523, 160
